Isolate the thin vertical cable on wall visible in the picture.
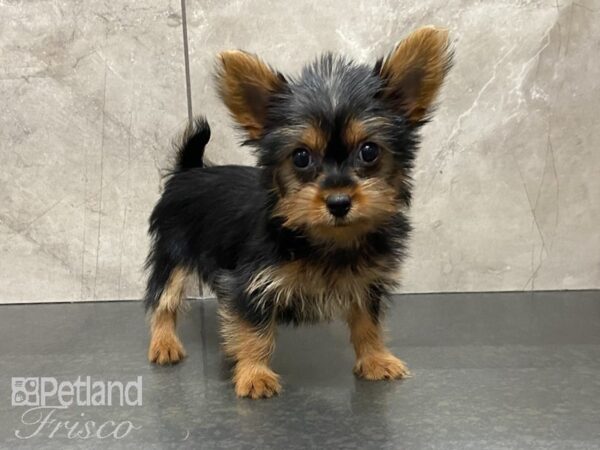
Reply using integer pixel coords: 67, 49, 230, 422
180, 0, 206, 297
180, 0, 193, 123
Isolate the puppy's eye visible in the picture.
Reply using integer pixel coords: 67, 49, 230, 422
292, 148, 312, 169
358, 142, 380, 165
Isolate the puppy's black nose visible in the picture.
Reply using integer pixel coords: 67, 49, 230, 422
326, 193, 351, 218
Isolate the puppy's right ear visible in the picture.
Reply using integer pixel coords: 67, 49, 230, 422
216, 51, 286, 140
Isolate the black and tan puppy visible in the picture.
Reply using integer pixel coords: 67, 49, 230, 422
144, 26, 452, 398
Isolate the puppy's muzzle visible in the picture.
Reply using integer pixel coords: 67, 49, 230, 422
326, 193, 351, 218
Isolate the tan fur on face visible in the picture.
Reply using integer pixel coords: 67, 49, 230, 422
347, 304, 409, 380
300, 124, 328, 154
273, 176, 398, 246
343, 117, 406, 186
379, 26, 452, 123
219, 308, 281, 399
343, 119, 369, 149
216, 50, 284, 140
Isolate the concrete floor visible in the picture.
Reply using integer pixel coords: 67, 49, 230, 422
1, 291, 599, 449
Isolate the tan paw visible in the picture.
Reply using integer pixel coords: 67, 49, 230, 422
148, 335, 186, 365
354, 352, 410, 380
234, 364, 281, 399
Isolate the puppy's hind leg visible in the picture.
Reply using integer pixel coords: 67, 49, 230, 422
146, 266, 189, 365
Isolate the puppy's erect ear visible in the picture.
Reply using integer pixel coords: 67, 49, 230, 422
216, 50, 286, 140
377, 26, 452, 124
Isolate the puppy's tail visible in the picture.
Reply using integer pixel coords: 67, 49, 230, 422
175, 116, 211, 171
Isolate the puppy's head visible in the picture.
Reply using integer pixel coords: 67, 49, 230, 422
216, 27, 452, 246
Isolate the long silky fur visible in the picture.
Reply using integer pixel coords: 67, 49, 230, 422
145, 35, 451, 332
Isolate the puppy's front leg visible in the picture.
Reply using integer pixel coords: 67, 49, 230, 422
219, 308, 281, 399
347, 303, 410, 380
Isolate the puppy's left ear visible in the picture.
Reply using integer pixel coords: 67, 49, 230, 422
376, 26, 453, 124
216, 50, 286, 140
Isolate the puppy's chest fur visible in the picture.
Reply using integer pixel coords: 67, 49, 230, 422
247, 251, 400, 322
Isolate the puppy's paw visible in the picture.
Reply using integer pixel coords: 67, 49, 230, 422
148, 334, 186, 365
234, 364, 281, 399
354, 352, 410, 380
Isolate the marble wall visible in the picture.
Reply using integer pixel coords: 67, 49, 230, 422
1, 0, 598, 303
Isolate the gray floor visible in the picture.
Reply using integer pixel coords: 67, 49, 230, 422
1, 291, 600, 449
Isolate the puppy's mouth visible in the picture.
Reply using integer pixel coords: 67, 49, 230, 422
332, 217, 352, 227
329, 212, 364, 228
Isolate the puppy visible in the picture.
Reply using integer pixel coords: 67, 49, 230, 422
144, 26, 452, 399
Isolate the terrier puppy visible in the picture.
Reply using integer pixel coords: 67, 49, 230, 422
144, 26, 452, 399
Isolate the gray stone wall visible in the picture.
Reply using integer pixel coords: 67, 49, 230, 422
1, 0, 598, 302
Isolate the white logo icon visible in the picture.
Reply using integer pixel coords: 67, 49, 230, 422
11, 378, 39, 407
